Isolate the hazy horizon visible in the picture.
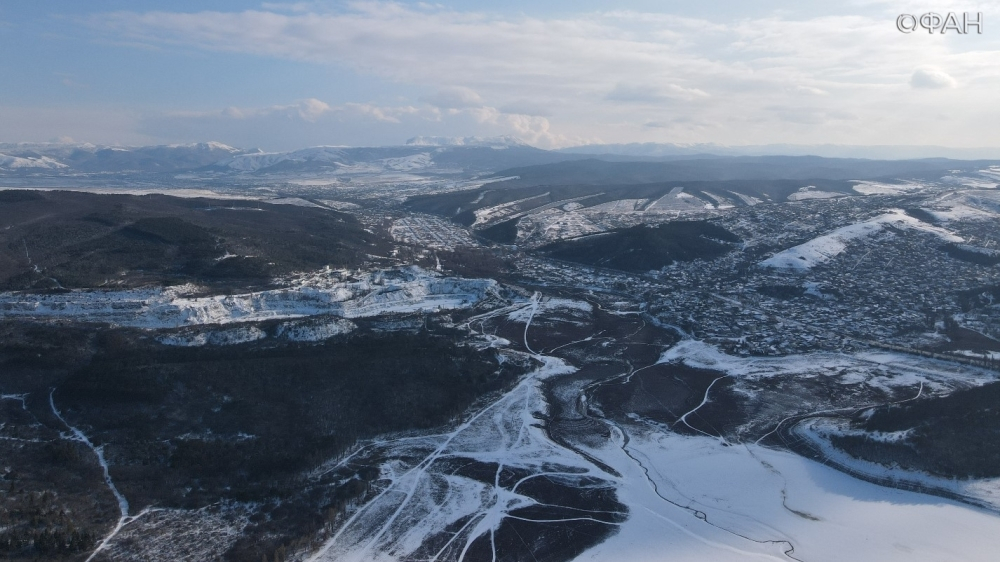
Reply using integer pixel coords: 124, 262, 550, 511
4, 137, 1000, 162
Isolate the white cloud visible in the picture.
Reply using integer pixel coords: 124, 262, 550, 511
214, 98, 333, 121
77, 2, 1000, 147
910, 67, 957, 89
498, 100, 552, 117
605, 83, 709, 104
420, 87, 484, 109
131, 97, 582, 150
297, 98, 332, 120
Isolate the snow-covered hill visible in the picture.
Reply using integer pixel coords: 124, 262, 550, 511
217, 146, 350, 172
760, 210, 963, 270
0, 153, 68, 170
0, 141, 248, 173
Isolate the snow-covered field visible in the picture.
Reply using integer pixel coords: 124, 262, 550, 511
924, 190, 1000, 222
851, 181, 929, 196
645, 188, 714, 213
760, 210, 963, 270
657, 339, 996, 394
786, 186, 845, 201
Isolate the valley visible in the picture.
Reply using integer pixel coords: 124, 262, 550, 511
2, 145, 1000, 561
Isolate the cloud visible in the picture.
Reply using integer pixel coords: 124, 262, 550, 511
420, 87, 484, 109
910, 68, 957, 89
642, 116, 714, 130
215, 98, 333, 122
764, 106, 857, 125
296, 98, 332, 120
606, 83, 708, 104
498, 100, 552, 117
73, 3, 1000, 147
258, 2, 329, 13
133, 97, 580, 150
793, 85, 828, 96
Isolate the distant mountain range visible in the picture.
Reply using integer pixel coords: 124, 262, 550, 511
0, 141, 245, 174
557, 142, 1000, 161
0, 139, 578, 176
1, 138, 998, 179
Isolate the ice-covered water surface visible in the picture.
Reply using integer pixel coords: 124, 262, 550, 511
579, 430, 1000, 562
574, 341, 1000, 561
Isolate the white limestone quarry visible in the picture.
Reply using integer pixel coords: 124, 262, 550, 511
0, 266, 499, 329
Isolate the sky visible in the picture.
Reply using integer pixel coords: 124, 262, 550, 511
1, 1, 999, 151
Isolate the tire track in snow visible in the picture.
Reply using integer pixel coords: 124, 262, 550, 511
306, 355, 573, 562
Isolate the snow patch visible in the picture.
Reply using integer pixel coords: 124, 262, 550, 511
658, 340, 995, 394
851, 181, 927, 196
